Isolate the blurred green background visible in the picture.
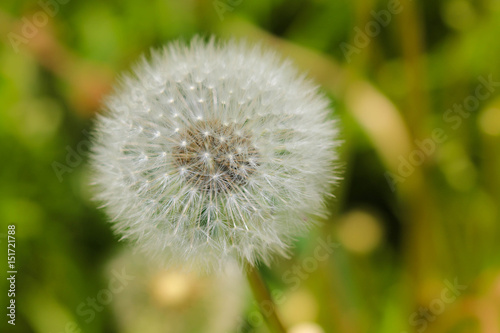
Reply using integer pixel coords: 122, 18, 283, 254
1, 0, 500, 332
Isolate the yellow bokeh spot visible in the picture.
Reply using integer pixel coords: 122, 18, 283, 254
479, 107, 500, 136
150, 271, 196, 308
289, 322, 325, 333
337, 209, 383, 254
281, 289, 319, 326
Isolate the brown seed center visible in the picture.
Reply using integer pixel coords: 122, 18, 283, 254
172, 120, 259, 192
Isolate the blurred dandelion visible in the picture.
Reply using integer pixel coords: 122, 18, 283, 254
108, 250, 245, 333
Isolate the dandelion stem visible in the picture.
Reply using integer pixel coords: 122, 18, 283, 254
246, 266, 287, 333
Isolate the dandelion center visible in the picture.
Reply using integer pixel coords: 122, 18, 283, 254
172, 120, 259, 192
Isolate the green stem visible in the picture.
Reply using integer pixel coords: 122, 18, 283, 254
246, 266, 287, 333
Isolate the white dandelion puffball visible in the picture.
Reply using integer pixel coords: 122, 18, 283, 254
91, 37, 340, 272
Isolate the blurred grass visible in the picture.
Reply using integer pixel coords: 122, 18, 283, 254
1, 0, 500, 332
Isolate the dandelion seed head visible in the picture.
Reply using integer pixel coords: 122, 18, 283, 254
90, 36, 341, 272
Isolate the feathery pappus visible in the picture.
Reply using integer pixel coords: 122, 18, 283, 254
90, 36, 340, 272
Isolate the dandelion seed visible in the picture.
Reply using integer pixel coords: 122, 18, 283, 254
90, 36, 340, 273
